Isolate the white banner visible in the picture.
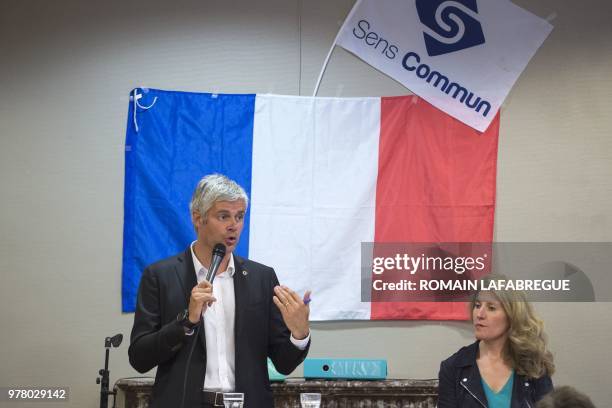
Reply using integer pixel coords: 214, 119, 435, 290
335, 0, 553, 132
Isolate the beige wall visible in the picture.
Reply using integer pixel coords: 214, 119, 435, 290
1, 0, 610, 407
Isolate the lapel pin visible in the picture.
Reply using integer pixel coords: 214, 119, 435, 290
242, 270, 248, 276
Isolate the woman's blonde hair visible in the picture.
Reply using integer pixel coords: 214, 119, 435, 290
471, 275, 555, 378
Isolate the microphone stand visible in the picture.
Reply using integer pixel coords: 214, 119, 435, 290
97, 334, 122, 408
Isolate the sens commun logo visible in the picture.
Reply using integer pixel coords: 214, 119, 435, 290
415, 0, 485, 56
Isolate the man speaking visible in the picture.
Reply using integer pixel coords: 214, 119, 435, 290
129, 174, 311, 407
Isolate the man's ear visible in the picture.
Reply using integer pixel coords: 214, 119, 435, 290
192, 211, 205, 230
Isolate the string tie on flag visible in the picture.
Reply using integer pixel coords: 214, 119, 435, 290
131, 88, 158, 133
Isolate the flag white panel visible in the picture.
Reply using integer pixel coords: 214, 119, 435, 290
249, 95, 380, 320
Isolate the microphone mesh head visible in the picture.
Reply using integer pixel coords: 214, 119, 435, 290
213, 243, 226, 257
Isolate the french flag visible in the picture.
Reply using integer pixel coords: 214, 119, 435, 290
123, 89, 499, 320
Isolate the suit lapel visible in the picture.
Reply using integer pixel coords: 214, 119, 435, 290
174, 247, 206, 350
175, 247, 198, 306
457, 342, 488, 407
463, 367, 488, 407
510, 373, 527, 408
233, 255, 250, 340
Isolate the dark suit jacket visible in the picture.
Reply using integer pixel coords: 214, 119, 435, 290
437, 341, 553, 408
128, 248, 309, 408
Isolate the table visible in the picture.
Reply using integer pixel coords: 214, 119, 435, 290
114, 377, 439, 407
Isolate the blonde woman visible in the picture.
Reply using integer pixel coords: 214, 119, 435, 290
437, 277, 555, 407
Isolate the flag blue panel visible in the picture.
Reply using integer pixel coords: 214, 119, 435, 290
122, 89, 255, 312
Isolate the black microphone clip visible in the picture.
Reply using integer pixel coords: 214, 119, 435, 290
104, 333, 123, 349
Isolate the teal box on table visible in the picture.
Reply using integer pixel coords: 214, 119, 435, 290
303, 359, 387, 380
268, 358, 286, 381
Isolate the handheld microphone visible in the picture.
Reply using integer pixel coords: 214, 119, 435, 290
205, 243, 226, 283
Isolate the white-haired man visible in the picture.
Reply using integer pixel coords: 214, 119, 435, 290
129, 174, 311, 408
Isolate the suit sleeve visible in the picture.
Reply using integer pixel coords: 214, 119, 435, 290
266, 269, 310, 375
437, 360, 456, 408
128, 267, 186, 373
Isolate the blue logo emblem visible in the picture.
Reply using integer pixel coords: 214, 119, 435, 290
415, 0, 485, 56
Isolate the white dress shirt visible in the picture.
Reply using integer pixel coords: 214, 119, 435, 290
191, 243, 236, 391
189, 242, 310, 392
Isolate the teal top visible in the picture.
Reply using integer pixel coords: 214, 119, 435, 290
481, 371, 514, 408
